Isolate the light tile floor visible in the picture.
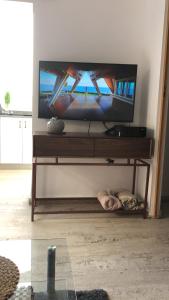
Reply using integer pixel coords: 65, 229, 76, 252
0, 169, 169, 300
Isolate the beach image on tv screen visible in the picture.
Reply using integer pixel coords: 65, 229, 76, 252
39, 61, 137, 121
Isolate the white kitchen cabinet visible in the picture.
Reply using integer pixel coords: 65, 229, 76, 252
22, 118, 32, 163
0, 116, 32, 163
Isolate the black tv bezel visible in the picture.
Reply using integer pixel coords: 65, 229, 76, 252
38, 60, 137, 122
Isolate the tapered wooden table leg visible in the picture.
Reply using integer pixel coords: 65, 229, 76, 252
31, 160, 37, 222
132, 159, 137, 194
143, 163, 150, 219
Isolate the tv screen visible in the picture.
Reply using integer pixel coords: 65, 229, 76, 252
38, 61, 137, 122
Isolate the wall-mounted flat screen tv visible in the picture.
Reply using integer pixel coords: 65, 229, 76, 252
38, 61, 137, 122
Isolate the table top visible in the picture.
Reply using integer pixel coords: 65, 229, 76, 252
33, 130, 152, 140
0, 239, 76, 300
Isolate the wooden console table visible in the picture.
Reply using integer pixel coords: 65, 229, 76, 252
31, 132, 153, 221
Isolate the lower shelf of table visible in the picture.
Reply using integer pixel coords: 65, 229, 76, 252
33, 197, 146, 218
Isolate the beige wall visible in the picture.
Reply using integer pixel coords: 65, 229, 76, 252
32, 0, 166, 201
162, 98, 169, 197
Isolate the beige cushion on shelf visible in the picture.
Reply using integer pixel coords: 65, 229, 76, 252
97, 190, 122, 211
116, 190, 139, 210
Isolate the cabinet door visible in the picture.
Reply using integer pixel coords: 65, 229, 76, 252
0, 117, 23, 163
22, 118, 32, 163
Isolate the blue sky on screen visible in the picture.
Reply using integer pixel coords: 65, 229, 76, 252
97, 78, 110, 89
66, 76, 76, 86
41, 70, 111, 91
67, 71, 109, 88
40, 71, 56, 85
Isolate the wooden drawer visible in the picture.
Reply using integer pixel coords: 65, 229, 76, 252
94, 137, 153, 158
33, 135, 93, 157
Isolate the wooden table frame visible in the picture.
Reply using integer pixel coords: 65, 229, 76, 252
31, 157, 150, 221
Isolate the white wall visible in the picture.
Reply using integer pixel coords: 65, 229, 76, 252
32, 0, 166, 200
